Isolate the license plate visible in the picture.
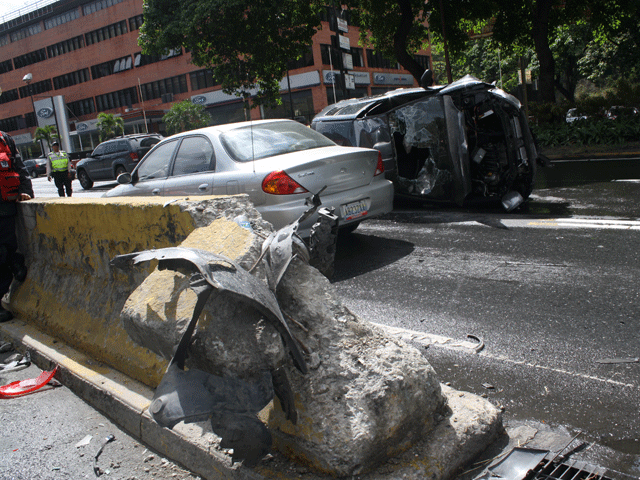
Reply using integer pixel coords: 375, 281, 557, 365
341, 199, 368, 221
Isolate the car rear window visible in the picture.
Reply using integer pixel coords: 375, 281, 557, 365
220, 121, 335, 162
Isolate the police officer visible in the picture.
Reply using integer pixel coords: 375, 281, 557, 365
0, 131, 33, 323
47, 140, 72, 197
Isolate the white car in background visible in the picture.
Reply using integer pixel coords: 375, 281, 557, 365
104, 119, 394, 237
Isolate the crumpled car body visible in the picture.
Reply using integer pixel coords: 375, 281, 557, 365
312, 75, 540, 211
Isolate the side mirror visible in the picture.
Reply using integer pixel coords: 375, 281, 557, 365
420, 69, 434, 88
117, 172, 132, 184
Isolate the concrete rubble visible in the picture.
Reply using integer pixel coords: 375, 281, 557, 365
2, 195, 503, 479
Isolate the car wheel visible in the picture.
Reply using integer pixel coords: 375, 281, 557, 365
30, 170, 38, 178
115, 165, 127, 178
77, 169, 94, 190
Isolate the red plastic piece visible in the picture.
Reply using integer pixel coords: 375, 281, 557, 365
0, 365, 58, 398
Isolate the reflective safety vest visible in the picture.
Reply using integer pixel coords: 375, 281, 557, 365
48, 151, 69, 172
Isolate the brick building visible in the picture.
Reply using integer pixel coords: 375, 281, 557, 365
0, 0, 431, 159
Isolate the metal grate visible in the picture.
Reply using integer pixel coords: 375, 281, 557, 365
530, 456, 611, 480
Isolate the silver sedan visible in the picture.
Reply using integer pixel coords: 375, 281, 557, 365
104, 119, 394, 237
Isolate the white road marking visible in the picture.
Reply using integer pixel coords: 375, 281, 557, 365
375, 323, 639, 390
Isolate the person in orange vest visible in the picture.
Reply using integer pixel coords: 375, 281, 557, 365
46, 141, 72, 197
0, 131, 33, 323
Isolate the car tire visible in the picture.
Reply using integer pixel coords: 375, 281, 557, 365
77, 169, 94, 190
30, 170, 38, 178
115, 165, 127, 178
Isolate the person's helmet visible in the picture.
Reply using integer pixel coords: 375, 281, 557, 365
52, 141, 60, 147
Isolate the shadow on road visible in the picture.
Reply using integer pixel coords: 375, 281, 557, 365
332, 233, 414, 282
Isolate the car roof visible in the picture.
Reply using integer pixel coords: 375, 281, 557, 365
160, 119, 302, 140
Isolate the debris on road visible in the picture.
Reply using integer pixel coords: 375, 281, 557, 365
93, 433, 115, 477
595, 357, 639, 365
0, 364, 58, 398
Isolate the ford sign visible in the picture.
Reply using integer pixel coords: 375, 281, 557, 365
37, 107, 54, 118
76, 122, 88, 132
192, 96, 207, 105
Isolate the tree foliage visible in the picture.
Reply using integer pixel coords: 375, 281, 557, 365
139, 0, 322, 108
425, 0, 640, 103
96, 113, 124, 141
33, 125, 58, 149
347, 0, 429, 82
163, 100, 211, 135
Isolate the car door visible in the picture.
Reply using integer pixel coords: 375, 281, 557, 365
125, 139, 179, 196
96, 141, 118, 180
163, 135, 216, 196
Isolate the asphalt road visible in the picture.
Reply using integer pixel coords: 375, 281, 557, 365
331, 167, 640, 476
6, 160, 640, 478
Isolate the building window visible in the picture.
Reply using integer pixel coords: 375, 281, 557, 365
262, 89, 315, 125
414, 54, 430, 71
47, 35, 85, 59
0, 116, 22, 133
67, 98, 96, 118
82, 0, 125, 16
351, 47, 364, 68
320, 44, 332, 66
91, 56, 132, 80
85, 20, 128, 46
287, 47, 314, 70
133, 49, 182, 68
44, 8, 80, 29
19, 79, 53, 98
366, 49, 399, 69
0, 59, 13, 74
0, 35, 9, 47
53, 68, 91, 90
9, 23, 42, 42
129, 14, 144, 31
189, 69, 217, 91
95, 87, 139, 111
140, 75, 188, 101
0, 89, 19, 105
25, 112, 37, 128
13, 48, 47, 69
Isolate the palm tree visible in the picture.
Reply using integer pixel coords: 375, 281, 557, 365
33, 125, 59, 150
96, 112, 125, 141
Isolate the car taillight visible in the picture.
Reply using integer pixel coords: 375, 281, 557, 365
374, 151, 384, 176
262, 171, 309, 195
130, 152, 139, 161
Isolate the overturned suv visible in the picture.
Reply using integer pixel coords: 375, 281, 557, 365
312, 74, 543, 211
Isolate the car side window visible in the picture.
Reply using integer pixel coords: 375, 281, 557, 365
171, 136, 214, 176
116, 140, 129, 152
136, 140, 178, 181
104, 142, 118, 154
92, 144, 105, 156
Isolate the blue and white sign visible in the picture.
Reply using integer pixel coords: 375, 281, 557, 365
37, 107, 54, 118
373, 73, 415, 86
192, 95, 207, 105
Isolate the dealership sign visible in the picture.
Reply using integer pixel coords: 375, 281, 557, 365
37, 107, 54, 118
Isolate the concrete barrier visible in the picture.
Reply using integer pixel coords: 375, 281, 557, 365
4, 195, 502, 479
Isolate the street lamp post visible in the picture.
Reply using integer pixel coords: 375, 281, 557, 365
22, 73, 43, 155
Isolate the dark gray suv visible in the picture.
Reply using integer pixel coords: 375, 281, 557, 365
76, 134, 162, 189
312, 75, 544, 211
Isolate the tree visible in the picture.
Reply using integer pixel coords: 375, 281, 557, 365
96, 112, 124, 141
33, 125, 58, 150
424, 0, 640, 103
348, 0, 429, 82
139, 0, 322, 108
163, 100, 211, 135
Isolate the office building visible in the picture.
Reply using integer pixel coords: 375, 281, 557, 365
0, 0, 431, 158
